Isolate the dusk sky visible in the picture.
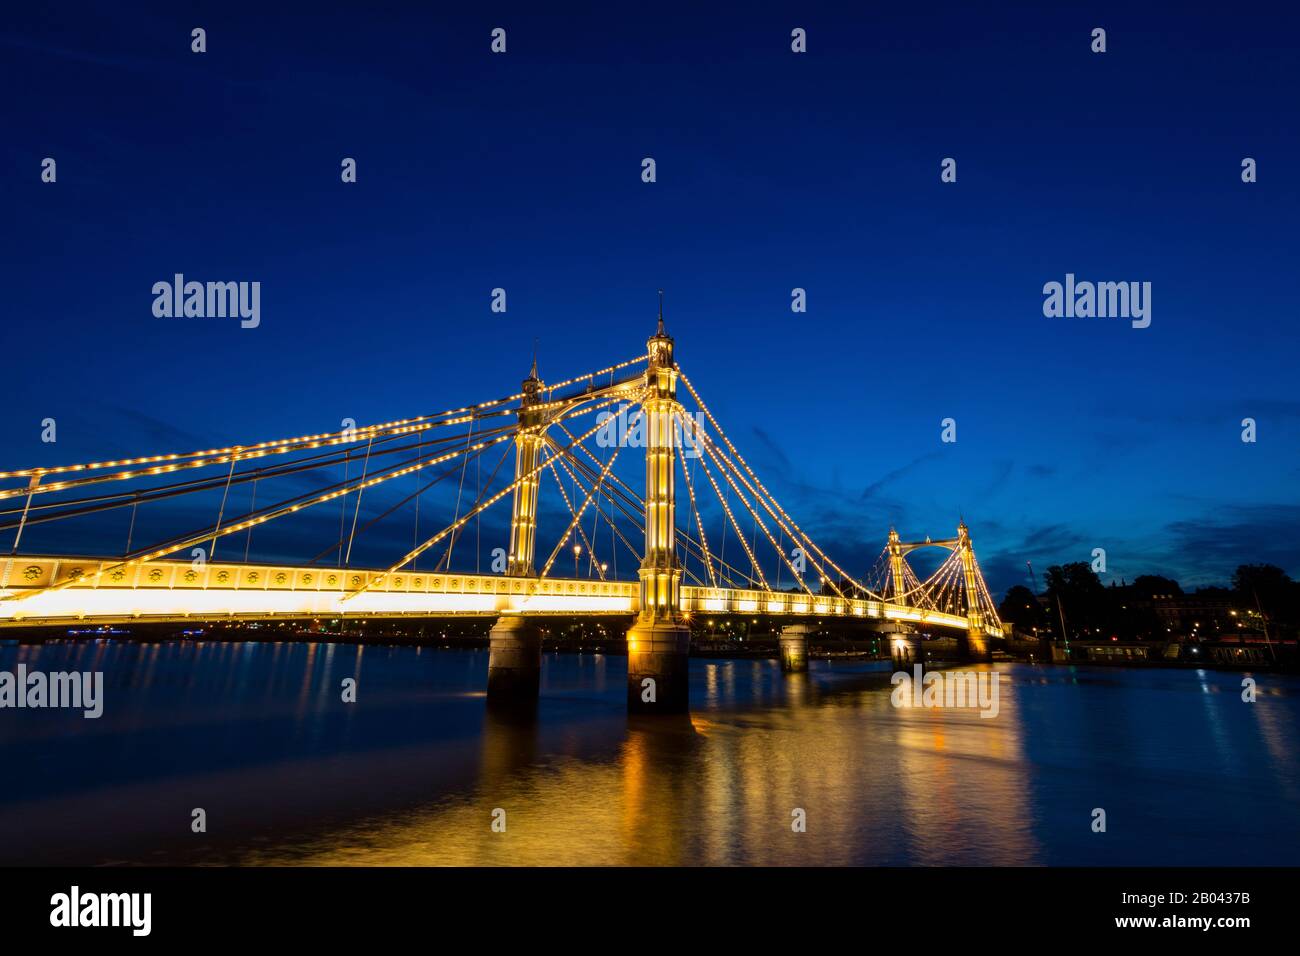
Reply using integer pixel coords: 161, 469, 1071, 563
3, 2, 1298, 595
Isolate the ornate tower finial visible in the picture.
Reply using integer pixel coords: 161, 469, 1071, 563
521, 340, 542, 403
656, 289, 665, 337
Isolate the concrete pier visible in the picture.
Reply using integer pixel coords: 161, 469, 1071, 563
887, 627, 923, 670
958, 628, 990, 663
626, 621, 691, 713
779, 624, 813, 672
486, 616, 542, 701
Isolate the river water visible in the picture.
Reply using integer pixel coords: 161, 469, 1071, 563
2, 640, 1297, 865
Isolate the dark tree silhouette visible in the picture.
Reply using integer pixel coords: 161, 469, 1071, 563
1044, 562, 1107, 637
1232, 564, 1297, 626
998, 585, 1046, 632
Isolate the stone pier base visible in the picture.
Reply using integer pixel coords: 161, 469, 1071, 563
486, 616, 542, 701
887, 627, 922, 671
626, 620, 691, 714
779, 624, 813, 672
959, 628, 990, 663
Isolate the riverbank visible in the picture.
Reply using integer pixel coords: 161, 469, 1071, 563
5, 626, 1297, 672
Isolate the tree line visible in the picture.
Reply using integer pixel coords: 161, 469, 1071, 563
998, 563, 1298, 642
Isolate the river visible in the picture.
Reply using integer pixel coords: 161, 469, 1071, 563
2, 640, 1297, 865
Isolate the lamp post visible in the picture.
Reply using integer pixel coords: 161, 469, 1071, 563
573, 543, 582, 578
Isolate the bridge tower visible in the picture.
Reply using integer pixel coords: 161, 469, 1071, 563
487, 359, 547, 704
887, 527, 906, 603
957, 521, 989, 661
626, 302, 692, 712
506, 360, 544, 576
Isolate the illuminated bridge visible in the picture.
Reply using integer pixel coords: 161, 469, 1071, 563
1, 306, 1002, 711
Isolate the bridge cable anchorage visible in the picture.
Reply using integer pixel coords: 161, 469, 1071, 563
677, 366, 874, 598
340, 393, 643, 602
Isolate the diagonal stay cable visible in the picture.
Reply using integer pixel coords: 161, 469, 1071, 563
0, 423, 516, 531
436, 433, 512, 574
678, 367, 873, 597
541, 446, 605, 581
341, 396, 641, 601
538, 407, 641, 578
12, 431, 517, 603
545, 437, 754, 587
306, 439, 499, 566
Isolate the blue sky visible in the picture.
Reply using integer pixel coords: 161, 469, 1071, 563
2, 2, 1298, 595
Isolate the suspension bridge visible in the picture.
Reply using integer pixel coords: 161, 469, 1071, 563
0, 306, 1003, 711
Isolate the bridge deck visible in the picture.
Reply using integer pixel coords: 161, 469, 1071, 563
0, 556, 993, 634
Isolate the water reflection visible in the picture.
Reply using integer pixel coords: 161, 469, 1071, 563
1, 642, 1298, 865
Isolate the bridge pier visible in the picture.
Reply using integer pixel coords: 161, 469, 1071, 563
886, 626, 923, 670
486, 615, 543, 702
959, 628, 990, 663
626, 622, 691, 713
779, 624, 813, 672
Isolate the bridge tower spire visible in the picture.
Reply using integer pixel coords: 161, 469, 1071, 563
626, 298, 692, 713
